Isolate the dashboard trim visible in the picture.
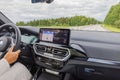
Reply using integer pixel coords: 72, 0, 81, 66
88, 58, 120, 65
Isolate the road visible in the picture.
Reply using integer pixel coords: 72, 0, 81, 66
20, 25, 108, 32
70, 25, 108, 31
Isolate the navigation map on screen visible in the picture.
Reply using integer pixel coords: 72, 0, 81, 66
42, 31, 54, 42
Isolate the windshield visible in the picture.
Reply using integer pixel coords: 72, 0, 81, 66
0, 0, 120, 32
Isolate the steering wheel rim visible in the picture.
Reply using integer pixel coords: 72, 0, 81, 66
0, 23, 21, 55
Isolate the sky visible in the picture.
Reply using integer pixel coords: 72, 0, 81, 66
0, 0, 119, 23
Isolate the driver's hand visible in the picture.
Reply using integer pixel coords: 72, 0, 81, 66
4, 45, 21, 64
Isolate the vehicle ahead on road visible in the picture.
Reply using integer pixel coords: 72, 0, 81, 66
0, 0, 120, 80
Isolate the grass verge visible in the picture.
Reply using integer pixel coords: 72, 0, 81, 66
37, 26, 70, 29
102, 24, 120, 32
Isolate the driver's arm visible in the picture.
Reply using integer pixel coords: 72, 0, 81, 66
0, 46, 20, 76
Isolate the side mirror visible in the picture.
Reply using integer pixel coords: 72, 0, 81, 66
31, 0, 54, 4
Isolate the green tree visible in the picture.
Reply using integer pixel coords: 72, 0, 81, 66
16, 16, 100, 27
104, 3, 120, 28
16, 21, 25, 26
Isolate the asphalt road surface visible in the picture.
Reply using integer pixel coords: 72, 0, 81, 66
20, 25, 108, 32
70, 25, 108, 31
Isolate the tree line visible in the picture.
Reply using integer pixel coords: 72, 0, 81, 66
16, 16, 101, 27
104, 3, 120, 28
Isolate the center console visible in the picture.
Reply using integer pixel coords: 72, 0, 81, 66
32, 28, 71, 80
33, 42, 71, 70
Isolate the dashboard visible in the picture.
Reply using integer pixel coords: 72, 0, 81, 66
18, 27, 120, 79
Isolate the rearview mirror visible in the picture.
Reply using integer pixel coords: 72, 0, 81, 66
31, 0, 54, 4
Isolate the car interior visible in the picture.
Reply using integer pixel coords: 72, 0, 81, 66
0, 0, 120, 80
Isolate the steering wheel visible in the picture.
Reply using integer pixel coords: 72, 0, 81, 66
0, 23, 21, 58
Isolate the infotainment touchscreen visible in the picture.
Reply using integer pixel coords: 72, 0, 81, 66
39, 28, 70, 45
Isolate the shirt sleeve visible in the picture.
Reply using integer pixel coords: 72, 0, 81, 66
0, 59, 10, 77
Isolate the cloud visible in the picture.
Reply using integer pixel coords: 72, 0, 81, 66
0, 0, 119, 23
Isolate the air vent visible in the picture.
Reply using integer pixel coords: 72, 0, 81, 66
53, 48, 68, 57
36, 45, 46, 52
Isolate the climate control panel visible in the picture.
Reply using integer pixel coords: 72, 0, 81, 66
33, 43, 71, 61
33, 43, 71, 70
